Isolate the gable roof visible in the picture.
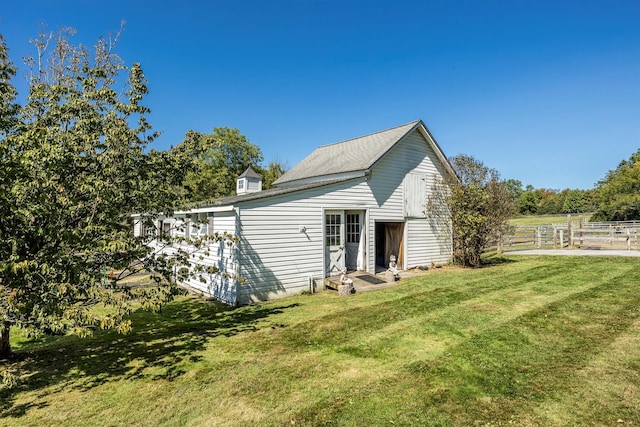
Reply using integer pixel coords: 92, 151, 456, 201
273, 119, 452, 186
182, 119, 455, 212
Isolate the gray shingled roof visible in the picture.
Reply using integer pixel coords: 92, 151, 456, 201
274, 120, 421, 185
238, 166, 261, 179
190, 176, 357, 208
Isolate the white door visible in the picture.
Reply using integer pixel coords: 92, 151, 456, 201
325, 211, 345, 276
345, 212, 363, 271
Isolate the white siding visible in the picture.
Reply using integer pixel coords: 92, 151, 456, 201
235, 179, 376, 304
365, 130, 449, 270
133, 216, 143, 237
405, 218, 452, 268
212, 211, 237, 235
195, 211, 237, 303
153, 211, 239, 305
247, 178, 262, 192
175, 243, 238, 305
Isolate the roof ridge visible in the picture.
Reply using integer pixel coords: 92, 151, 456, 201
317, 119, 421, 148
273, 119, 427, 186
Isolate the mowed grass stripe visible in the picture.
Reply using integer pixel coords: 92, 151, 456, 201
328, 259, 640, 426
284, 257, 640, 425
272, 257, 617, 362
273, 259, 584, 351
226, 257, 619, 425
3, 256, 639, 426
531, 316, 640, 425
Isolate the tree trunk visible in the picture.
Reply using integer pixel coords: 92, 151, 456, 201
0, 323, 11, 358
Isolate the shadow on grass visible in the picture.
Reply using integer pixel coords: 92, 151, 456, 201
0, 296, 299, 418
480, 254, 517, 266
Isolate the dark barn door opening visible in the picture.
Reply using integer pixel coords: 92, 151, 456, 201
375, 222, 404, 271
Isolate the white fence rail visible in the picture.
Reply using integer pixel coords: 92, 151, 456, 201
494, 219, 640, 252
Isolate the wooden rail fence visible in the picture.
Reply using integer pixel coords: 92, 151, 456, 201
490, 217, 640, 253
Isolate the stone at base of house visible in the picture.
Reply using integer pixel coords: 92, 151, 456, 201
338, 283, 355, 296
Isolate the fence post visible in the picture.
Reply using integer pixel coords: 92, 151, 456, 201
567, 214, 573, 248
610, 225, 614, 247
553, 227, 558, 249
560, 230, 564, 248
579, 215, 583, 248
627, 229, 631, 251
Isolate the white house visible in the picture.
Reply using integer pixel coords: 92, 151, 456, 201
135, 120, 455, 305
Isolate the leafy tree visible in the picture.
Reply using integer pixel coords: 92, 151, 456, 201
0, 35, 19, 136
592, 149, 640, 221
561, 189, 590, 214
256, 158, 288, 190
0, 34, 20, 357
0, 28, 228, 361
504, 179, 523, 206
516, 186, 594, 216
428, 154, 515, 267
182, 127, 264, 201
518, 189, 540, 215
537, 188, 564, 215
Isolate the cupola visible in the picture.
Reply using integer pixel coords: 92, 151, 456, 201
237, 166, 263, 194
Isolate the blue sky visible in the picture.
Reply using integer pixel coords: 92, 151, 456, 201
2, 0, 639, 190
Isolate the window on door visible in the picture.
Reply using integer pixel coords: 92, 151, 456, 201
325, 213, 342, 246
346, 213, 360, 243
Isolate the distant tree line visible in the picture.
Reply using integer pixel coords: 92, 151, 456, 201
504, 181, 596, 216
504, 147, 640, 221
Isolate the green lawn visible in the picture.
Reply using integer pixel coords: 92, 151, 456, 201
2, 255, 640, 426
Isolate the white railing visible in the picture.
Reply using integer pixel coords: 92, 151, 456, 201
495, 220, 640, 252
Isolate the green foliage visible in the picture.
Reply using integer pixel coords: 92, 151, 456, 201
255, 158, 288, 190
503, 178, 523, 205
592, 148, 640, 221
0, 27, 236, 359
517, 187, 594, 216
0, 35, 19, 135
181, 127, 264, 201
518, 189, 540, 215
561, 189, 590, 213
179, 128, 287, 201
429, 154, 515, 267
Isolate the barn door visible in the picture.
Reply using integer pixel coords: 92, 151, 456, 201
325, 211, 345, 277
